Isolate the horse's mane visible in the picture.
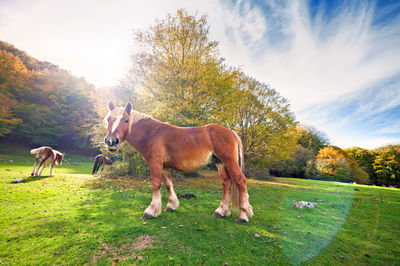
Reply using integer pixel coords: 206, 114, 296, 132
103, 108, 152, 126
130, 110, 152, 125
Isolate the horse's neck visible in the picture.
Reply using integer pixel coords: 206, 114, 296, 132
127, 118, 162, 152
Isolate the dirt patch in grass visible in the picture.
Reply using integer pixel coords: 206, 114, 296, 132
91, 235, 155, 263
129, 235, 155, 251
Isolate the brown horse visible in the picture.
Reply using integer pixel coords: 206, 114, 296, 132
92, 154, 113, 174
30, 146, 64, 176
104, 102, 253, 222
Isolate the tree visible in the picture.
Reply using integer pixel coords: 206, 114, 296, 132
131, 9, 233, 126
373, 144, 400, 186
296, 125, 330, 155
345, 147, 377, 184
312, 146, 369, 184
214, 74, 297, 165
0, 94, 21, 137
0, 50, 31, 136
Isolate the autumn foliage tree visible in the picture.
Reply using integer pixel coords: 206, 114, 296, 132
132, 9, 232, 126
309, 146, 370, 184
0, 50, 30, 136
372, 145, 400, 186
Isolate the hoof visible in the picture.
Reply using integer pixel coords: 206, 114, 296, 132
212, 212, 223, 218
235, 217, 249, 223
31, 173, 34, 176
164, 207, 174, 212
141, 213, 154, 219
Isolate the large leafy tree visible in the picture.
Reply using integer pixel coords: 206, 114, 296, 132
131, 9, 234, 126
214, 74, 297, 164
373, 144, 400, 186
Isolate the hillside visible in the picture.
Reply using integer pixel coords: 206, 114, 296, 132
0, 41, 98, 152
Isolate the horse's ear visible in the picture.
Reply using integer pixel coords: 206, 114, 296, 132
125, 102, 132, 115
108, 101, 115, 111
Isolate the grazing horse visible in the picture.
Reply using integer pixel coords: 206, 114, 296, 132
30, 146, 64, 176
92, 154, 113, 174
103, 102, 254, 222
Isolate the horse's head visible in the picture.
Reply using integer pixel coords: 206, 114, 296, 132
104, 101, 132, 152
55, 152, 64, 165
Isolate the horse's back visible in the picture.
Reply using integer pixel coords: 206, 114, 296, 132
159, 123, 237, 171
31, 146, 53, 158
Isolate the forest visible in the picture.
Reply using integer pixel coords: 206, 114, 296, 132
0, 10, 399, 187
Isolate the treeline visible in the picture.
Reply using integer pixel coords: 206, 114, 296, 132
270, 127, 400, 187
345, 145, 400, 187
0, 41, 98, 152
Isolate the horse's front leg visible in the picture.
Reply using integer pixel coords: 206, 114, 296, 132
49, 161, 55, 176
31, 158, 39, 176
162, 169, 179, 212
141, 163, 163, 219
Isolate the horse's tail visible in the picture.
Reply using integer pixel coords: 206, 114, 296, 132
92, 156, 101, 175
231, 131, 244, 210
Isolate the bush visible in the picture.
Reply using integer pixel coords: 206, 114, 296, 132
247, 166, 274, 181
102, 144, 149, 178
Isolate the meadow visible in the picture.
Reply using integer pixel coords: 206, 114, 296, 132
0, 146, 399, 265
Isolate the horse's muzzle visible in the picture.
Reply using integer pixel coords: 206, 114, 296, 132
105, 136, 119, 152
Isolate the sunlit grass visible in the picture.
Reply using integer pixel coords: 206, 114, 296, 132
0, 147, 399, 265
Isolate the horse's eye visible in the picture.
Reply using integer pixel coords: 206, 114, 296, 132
125, 120, 129, 123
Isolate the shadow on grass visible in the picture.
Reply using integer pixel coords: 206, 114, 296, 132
8, 175, 52, 184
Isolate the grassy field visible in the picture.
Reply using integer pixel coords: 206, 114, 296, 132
0, 146, 399, 265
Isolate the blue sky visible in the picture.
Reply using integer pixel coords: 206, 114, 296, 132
0, 0, 399, 149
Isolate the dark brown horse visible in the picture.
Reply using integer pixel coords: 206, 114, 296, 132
30, 146, 64, 176
92, 154, 113, 174
104, 102, 253, 222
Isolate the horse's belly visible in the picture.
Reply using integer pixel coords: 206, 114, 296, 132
169, 152, 213, 172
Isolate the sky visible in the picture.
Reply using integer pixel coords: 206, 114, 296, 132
1, 0, 399, 149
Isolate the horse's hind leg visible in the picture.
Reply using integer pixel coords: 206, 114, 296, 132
224, 161, 253, 222
141, 162, 163, 219
213, 164, 232, 217
162, 169, 179, 212
31, 157, 39, 176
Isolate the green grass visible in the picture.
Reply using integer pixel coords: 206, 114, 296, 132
0, 146, 399, 265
